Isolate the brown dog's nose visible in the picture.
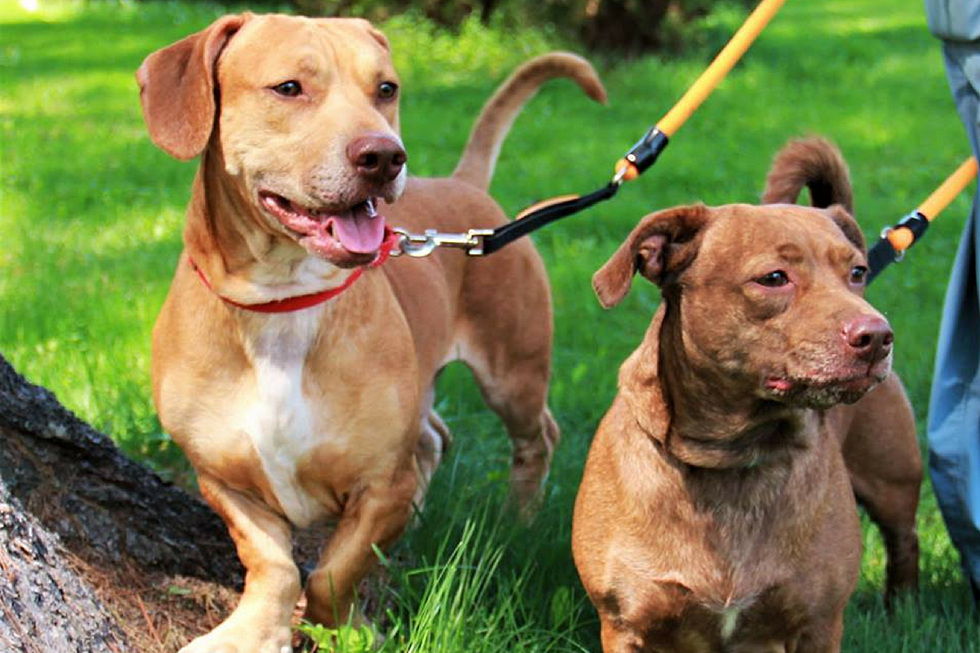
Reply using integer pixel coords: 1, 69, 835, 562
842, 315, 893, 363
346, 135, 406, 183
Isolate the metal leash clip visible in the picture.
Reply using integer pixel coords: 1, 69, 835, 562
391, 227, 496, 257
879, 226, 906, 263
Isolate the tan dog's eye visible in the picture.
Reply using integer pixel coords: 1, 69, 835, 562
849, 266, 868, 285
271, 80, 303, 97
378, 81, 398, 101
755, 270, 790, 287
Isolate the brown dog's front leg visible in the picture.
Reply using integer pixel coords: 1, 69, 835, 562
182, 473, 301, 653
796, 612, 845, 653
304, 467, 416, 628
600, 619, 648, 653
840, 374, 922, 600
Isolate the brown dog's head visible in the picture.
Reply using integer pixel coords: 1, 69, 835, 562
594, 201, 892, 409
137, 14, 406, 267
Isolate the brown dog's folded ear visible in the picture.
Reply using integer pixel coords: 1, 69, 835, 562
136, 14, 248, 160
593, 204, 710, 309
824, 204, 866, 254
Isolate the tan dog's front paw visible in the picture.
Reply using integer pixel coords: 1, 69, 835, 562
179, 619, 292, 653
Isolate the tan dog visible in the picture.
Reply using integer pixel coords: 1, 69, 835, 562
137, 13, 605, 653
572, 138, 921, 652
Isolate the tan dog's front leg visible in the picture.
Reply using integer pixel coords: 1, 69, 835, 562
183, 474, 301, 653
304, 468, 416, 628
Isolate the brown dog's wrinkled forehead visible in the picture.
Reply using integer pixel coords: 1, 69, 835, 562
696, 203, 865, 270
592, 202, 867, 308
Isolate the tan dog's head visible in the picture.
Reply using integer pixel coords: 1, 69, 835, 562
594, 202, 893, 409
137, 14, 406, 267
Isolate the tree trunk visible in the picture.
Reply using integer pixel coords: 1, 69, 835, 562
0, 354, 243, 652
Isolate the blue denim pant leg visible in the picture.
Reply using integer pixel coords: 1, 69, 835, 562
928, 42, 980, 591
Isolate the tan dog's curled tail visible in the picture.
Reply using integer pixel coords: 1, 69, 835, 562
762, 137, 854, 214
453, 53, 607, 191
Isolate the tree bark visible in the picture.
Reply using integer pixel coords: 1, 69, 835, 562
0, 482, 126, 653
0, 354, 243, 652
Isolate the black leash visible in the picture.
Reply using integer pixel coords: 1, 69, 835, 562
866, 212, 930, 284
391, 130, 668, 259
480, 183, 621, 255
390, 0, 788, 259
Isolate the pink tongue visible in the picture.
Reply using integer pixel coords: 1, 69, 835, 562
329, 209, 386, 254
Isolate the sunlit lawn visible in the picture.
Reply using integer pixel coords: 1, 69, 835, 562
1, 0, 976, 649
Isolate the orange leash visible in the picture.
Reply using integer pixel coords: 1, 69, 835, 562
867, 157, 978, 282
614, 0, 788, 183
391, 0, 790, 257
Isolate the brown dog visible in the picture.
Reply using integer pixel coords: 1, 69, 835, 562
137, 13, 605, 653
572, 138, 921, 652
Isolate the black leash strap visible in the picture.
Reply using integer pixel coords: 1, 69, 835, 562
479, 183, 621, 255
476, 129, 670, 256
866, 212, 930, 284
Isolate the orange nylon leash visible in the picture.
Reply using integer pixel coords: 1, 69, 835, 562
867, 157, 978, 282
614, 0, 789, 183
392, 0, 790, 258
891, 156, 979, 249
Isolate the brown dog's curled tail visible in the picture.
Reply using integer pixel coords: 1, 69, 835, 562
762, 137, 854, 214
452, 53, 607, 191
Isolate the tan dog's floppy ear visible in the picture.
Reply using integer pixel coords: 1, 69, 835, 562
136, 14, 248, 160
593, 204, 710, 309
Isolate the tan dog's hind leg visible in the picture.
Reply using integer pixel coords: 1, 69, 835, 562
841, 373, 922, 599
412, 403, 453, 509
304, 467, 416, 628
457, 244, 560, 516
182, 474, 300, 653
465, 347, 560, 516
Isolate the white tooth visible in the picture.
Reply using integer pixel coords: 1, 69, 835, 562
365, 198, 378, 218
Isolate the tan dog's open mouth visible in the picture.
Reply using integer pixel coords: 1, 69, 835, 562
260, 191, 385, 266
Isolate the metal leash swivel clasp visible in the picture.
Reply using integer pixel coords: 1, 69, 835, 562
879, 226, 906, 263
391, 227, 495, 257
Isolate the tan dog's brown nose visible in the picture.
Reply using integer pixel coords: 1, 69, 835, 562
842, 315, 893, 363
347, 135, 406, 183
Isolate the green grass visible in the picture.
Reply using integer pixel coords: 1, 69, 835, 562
2, 0, 978, 649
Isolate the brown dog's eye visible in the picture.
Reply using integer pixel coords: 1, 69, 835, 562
849, 266, 868, 285
755, 270, 790, 287
272, 80, 303, 97
378, 81, 398, 100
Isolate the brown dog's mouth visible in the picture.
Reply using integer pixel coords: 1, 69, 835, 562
763, 371, 885, 408
259, 191, 386, 263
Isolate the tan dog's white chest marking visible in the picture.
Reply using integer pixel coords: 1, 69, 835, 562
240, 308, 328, 527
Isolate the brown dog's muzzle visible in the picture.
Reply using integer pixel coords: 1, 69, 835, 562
347, 134, 406, 184
841, 314, 893, 365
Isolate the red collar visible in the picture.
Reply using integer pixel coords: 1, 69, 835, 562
189, 228, 400, 313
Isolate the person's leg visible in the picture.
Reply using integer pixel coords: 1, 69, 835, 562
927, 41, 980, 605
